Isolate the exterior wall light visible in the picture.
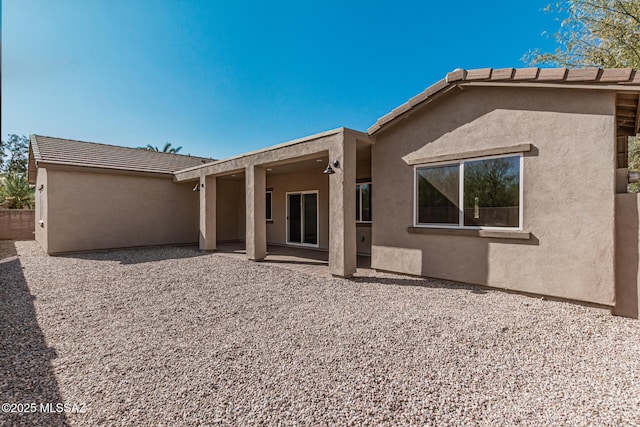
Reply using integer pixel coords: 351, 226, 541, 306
323, 160, 340, 175
193, 183, 200, 192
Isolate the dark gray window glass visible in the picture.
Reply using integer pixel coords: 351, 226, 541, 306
289, 194, 302, 243
356, 185, 361, 222
417, 165, 459, 224
361, 183, 371, 222
303, 193, 318, 244
356, 183, 372, 222
463, 156, 520, 227
266, 191, 272, 221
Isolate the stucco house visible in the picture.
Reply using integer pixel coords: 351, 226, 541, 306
28, 67, 640, 318
27, 136, 212, 253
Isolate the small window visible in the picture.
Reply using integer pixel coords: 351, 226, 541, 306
356, 183, 372, 223
266, 191, 272, 221
415, 154, 522, 229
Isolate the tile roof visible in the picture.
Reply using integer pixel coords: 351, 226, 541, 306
30, 135, 214, 175
368, 67, 640, 135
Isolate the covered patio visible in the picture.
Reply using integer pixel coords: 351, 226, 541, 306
174, 127, 373, 277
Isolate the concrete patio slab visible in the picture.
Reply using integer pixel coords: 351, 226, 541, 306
213, 242, 374, 278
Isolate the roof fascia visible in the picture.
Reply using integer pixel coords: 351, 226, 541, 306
28, 140, 38, 184
458, 81, 640, 92
174, 127, 346, 176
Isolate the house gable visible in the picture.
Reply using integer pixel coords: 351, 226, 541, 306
368, 67, 640, 139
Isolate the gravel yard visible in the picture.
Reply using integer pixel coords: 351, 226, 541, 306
2, 240, 640, 426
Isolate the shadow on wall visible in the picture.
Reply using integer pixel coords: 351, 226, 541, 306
615, 195, 639, 318
374, 232, 539, 292
57, 244, 206, 265
420, 234, 539, 290
0, 241, 68, 426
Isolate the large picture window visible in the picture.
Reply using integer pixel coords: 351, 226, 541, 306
356, 183, 372, 222
415, 154, 522, 229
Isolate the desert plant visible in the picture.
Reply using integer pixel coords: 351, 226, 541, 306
139, 142, 183, 153
0, 172, 35, 209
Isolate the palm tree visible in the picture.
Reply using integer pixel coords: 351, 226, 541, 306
0, 172, 34, 209
139, 142, 182, 154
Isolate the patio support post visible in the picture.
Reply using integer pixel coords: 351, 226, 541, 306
329, 133, 357, 277
199, 174, 216, 250
246, 164, 267, 261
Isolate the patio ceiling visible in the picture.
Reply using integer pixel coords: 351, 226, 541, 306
216, 155, 331, 180
616, 92, 640, 168
263, 155, 329, 176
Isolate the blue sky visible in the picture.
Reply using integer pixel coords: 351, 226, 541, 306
2, 1, 559, 159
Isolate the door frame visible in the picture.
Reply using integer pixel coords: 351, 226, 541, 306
285, 190, 320, 248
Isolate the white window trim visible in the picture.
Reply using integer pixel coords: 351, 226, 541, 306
285, 190, 320, 248
266, 190, 273, 221
356, 182, 372, 224
413, 153, 524, 231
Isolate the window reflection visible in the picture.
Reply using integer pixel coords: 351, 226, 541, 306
463, 157, 519, 227
417, 165, 459, 224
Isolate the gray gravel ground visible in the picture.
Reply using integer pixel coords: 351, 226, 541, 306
2, 240, 640, 426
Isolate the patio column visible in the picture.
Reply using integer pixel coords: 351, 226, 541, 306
246, 165, 267, 261
199, 174, 216, 251
329, 134, 357, 277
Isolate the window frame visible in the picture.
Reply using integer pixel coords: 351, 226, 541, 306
356, 182, 372, 224
265, 190, 273, 221
413, 153, 523, 231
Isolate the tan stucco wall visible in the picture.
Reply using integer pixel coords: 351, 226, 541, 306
372, 86, 616, 305
266, 170, 330, 249
356, 224, 371, 255
216, 179, 245, 242
35, 168, 48, 251
614, 193, 640, 318
356, 145, 372, 181
44, 168, 198, 253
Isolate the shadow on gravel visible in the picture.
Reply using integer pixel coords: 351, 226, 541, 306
263, 259, 328, 266
0, 240, 18, 261
0, 241, 68, 427
352, 275, 488, 294
59, 244, 206, 265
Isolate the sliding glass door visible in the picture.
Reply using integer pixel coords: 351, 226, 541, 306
287, 191, 318, 246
